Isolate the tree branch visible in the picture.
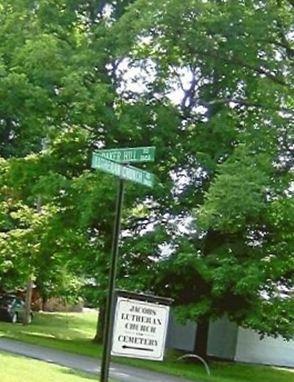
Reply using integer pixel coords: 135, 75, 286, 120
199, 97, 294, 115
188, 46, 289, 87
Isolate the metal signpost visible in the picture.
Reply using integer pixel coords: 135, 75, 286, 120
91, 147, 156, 382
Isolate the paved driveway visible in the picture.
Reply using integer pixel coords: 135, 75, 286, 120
0, 338, 193, 382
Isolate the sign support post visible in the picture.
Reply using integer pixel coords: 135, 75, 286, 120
91, 146, 156, 382
100, 178, 124, 382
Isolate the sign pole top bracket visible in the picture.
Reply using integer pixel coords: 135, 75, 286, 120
115, 289, 174, 306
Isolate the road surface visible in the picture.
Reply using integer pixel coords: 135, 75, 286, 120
0, 338, 193, 382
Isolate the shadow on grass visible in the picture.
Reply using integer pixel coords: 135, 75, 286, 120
60, 368, 99, 381
0, 313, 97, 343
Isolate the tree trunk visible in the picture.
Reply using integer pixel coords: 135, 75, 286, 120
193, 319, 210, 360
23, 275, 33, 325
93, 300, 106, 343
42, 297, 47, 311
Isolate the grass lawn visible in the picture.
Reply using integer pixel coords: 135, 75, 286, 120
0, 311, 102, 357
0, 351, 100, 382
0, 311, 293, 382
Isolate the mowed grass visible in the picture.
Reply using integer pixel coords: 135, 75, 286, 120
120, 355, 294, 382
0, 311, 293, 382
0, 351, 99, 382
0, 311, 102, 357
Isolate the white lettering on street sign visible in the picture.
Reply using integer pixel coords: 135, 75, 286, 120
91, 154, 154, 187
91, 154, 121, 177
121, 166, 154, 188
111, 297, 170, 361
95, 147, 155, 163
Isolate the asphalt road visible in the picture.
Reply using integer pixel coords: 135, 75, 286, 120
0, 338, 193, 382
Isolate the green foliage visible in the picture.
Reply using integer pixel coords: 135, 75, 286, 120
113, 0, 294, 341
0, 0, 293, 344
198, 145, 272, 232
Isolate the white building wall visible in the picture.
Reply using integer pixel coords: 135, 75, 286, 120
235, 328, 294, 368
166, 314, 196, 351
208, 316, 238, 360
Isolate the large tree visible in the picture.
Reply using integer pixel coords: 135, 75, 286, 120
112, 0, 294, 357
0, 0, 114, 307
0, 0, 292, 354
0, 0, 174, 332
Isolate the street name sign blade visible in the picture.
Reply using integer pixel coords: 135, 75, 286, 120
91, 154, 154, 188
95, 146, 155, 163
111, 297, 170, 361
91, 154, 121, 177
121, 165, 154, 188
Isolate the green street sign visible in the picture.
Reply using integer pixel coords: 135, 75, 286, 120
92, 154, 121, 176
122, 165, 154, 188
91, 154, 154, 188
95, 146, 155, 163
